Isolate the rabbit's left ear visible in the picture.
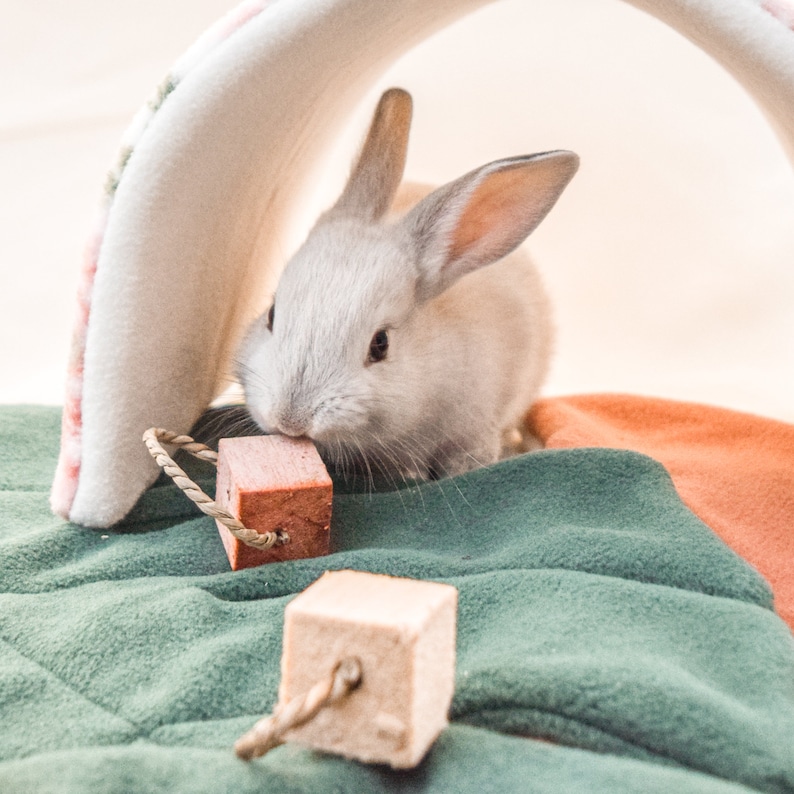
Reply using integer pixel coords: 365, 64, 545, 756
403, 151, 579, 301
330, 88, 413, 222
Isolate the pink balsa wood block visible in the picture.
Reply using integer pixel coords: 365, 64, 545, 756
280, 570, 458, 768
214, 435, 333, 570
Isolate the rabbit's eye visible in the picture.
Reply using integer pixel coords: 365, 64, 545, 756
367, 329, 389, 364
266, 302, 275, 332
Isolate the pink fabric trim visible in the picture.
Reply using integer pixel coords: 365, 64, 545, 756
210, 0, 270, 44
51, 206, 107, 517
762, 0, 794, 29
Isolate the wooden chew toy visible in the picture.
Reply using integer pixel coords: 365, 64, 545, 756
214, 436, 333, 570
235, 570, 458, 769
142, 429, 333, 571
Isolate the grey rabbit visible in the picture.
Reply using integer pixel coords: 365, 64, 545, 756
238, 87, 578, 482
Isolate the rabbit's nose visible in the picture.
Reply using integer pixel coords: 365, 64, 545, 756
275, 406, 313, 438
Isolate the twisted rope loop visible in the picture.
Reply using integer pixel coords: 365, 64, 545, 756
142, 427, 289, 550
234, 657, 363, 761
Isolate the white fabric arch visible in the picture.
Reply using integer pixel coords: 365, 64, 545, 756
50, 0, 794, 527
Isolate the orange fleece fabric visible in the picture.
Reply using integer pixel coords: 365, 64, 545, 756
527, 394, 794, 632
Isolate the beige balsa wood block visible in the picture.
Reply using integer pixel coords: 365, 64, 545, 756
280, 570, 458, 768
214, 435, 333, 570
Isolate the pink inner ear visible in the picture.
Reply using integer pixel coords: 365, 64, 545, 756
447, 165, 547, 267
448, 168, 521, 264
446, 158, 574, 270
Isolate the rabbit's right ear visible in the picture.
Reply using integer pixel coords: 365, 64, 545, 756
403, 151, 579, 301
330, 88, 413, 222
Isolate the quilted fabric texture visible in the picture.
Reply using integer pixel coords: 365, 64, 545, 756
2, 405, 794, 792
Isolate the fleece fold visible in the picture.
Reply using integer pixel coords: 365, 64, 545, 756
529, 394, 794, 630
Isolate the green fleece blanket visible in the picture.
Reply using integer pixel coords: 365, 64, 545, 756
1, 406, 793, 793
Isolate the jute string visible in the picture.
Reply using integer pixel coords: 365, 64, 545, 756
142, 427, 289, 550
234, 657, 363, 760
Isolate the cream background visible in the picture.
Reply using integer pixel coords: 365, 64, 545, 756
2, 0, 793, 420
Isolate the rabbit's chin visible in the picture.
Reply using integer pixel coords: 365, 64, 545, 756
314, 438, 429, 488
315, 423, 434, 481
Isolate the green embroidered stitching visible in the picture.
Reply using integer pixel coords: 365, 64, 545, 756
104, 76, 177, 197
